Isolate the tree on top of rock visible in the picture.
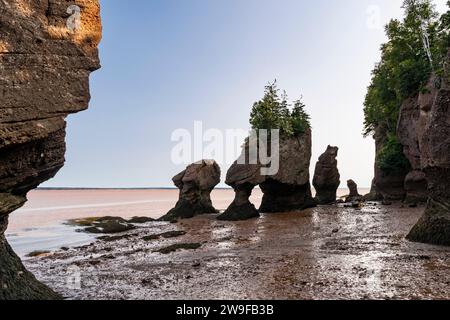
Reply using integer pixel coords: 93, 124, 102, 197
291, 99, 311, 135
249, 81, 311, 137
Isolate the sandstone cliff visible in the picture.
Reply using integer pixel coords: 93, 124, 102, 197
371, 126, 409, 201
407, 50, 450, 246
396, 76, 440, 204
0, 0, 101, 299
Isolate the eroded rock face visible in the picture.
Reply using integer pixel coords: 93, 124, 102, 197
345, 179, 362, 203
396, 77, 440, 203
259, 131, 315, 213
404, 170, 428, 204
372, 127, 409, 201
0, 0, 101, 299
219, 129, 315, 220
407, 52, 450, 246
161, 160, 221, 221
363, 178, 383, 201
313, 146, 340, 205
217, 183, 260, 221
218, 145, 264, 221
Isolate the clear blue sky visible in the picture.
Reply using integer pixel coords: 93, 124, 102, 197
44, 0, 448, 188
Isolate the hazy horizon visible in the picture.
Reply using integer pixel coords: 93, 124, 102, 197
41, 0, 449, 189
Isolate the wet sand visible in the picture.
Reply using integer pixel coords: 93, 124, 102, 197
25, 203, 450, 300
8, 188, 366, 257
7, 189, 263, 256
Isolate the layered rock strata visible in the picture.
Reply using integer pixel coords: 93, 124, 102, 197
0, 0, 102, 299
407, 50, 450, 246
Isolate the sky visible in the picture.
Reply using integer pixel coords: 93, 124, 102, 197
43, 0, 449, 188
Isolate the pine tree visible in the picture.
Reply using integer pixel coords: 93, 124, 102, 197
249, 81, 311, 137
249, 81, 282, 132
279, 90, 294, 136
291, 99, 311, 135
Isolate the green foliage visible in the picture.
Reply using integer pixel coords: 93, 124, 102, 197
249, 81, 311, 137
363, 0, 450, 138
363, 0, 450, 174
291, 100, 311, 135
377, 135, 411, 173
436, 1, 450, 75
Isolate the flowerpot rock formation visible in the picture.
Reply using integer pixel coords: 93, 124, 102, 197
161, 160, 221, 221
313, 146, 340, 205
345, 180, 362, 203
217, 144, 264, 221
219, 129, 316, 221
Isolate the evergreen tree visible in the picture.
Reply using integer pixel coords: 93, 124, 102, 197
249, 81, 311, 137
291, 99, 311, 135
279, 90, 294, 136
249, 81, 282, 133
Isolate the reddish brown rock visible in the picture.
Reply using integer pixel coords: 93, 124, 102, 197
404, 171, 428, 204
218, 142, 264, 221
345, 180, 362, 203
219, 130, 315, 221
407, 51, 450, 246
396, 76, 441, 203
313, 146, 340, 205
0, 0, 101, 299
259, 131, 316, 213
371, 127, 409, 201
161, 160, 221, 221
363, 179, 383, 201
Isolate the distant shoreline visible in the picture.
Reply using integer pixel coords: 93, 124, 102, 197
36, 187, 370, 191
35, 187, 234, 190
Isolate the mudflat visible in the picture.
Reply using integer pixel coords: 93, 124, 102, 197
25, 203, 450, 300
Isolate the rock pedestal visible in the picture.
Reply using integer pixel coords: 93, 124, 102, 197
259, 132, 316, 213
219, 129, 315, 220
217, 147, 264, 221
345, 180, 362, 203
313, 146, 340, 205
218, 183, 260, 221
161, 160, 221, 221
